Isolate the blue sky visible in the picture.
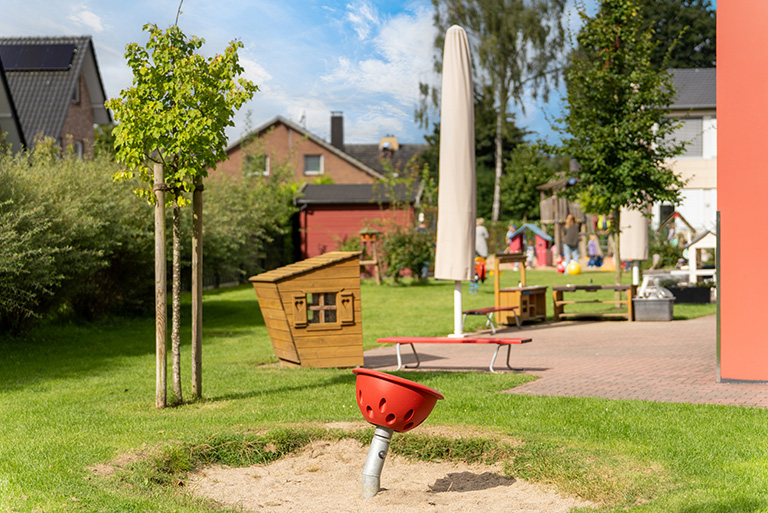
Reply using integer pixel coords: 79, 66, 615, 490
1, 0, 598, 146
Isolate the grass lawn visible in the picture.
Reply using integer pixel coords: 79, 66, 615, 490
3, 268, 764, 513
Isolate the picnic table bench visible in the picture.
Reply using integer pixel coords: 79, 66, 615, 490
552, 284, 637, 321
462, 305, 520, 334
377, 336, 532, 373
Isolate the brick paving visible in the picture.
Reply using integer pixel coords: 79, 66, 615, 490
364, 315, 768, 409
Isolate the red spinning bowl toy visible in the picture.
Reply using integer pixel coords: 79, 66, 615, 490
353, 368, 444, 433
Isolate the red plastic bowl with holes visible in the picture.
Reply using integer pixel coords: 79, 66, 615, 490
353, 368, 444, 433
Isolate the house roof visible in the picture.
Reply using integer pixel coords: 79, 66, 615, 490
669, 68, 716, 110
249, 251, 361, 283
345, 143, 428, 175
296, 182, 422, 206
0, 58, 26, 151
227, 116, 388, 181
0, 36, 111, 144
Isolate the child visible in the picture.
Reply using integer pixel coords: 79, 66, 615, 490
587, 233, 603, 268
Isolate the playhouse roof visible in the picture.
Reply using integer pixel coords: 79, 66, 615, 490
508, 223, 553, 242
249, 251, 361, 284
686, 230, 716, 250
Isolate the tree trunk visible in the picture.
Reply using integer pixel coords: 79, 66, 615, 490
191, 177, 203, 399
171, 198, 183, 404
491, 106, 504, 222
154, 163, 167, 409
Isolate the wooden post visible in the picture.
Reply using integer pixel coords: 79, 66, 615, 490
154, 163, 167, 409
171, 200, 182, 403
191, 176, 203, 398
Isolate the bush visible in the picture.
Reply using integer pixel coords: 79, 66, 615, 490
0, 140, 156, 330
179, 168, 299, 286
380, 227, 434, 283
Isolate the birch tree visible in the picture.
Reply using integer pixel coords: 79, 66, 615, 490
417, 0, 567, 222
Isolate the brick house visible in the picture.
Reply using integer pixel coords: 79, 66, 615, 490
0, 36, 111, 155
218, 112, 429, 261
217, 112, 427, 183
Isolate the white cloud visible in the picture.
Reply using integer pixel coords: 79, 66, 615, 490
345, 1, 379, 40
67, 8, 104, 33
322, 5, 437, 106
239, 55, 273, 90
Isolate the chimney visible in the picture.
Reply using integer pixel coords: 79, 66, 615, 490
331, 111, 344, 150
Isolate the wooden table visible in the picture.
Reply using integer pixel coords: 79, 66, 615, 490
552, 284, 637, 321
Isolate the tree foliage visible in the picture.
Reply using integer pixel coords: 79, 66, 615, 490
559, 0, 686, 214
418, 0, 567, 221
500, 144, 566, 220
106, 24, 257, 201
635, 0, 716, 69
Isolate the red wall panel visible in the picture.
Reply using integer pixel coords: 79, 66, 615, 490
301, 205, 414, 259
718, 2, 768, 381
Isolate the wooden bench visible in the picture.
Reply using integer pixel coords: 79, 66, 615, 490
377, 336, 532, 373
552, 284, 637, 321
462, 306, 520, 334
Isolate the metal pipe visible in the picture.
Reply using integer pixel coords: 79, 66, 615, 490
362, 425, 393, 498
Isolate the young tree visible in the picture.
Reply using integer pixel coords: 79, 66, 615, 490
107, 24, 257, 407
417, 0, 567, 222
558, 0, 686, 284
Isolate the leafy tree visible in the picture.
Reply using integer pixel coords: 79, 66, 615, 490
500, 143, 566, 221
417, 0, 567, 222
106, 23, 257, 407
558, 0, 687, 284
635, 0, 716, 69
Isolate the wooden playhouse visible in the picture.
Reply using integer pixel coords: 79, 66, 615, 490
249, 251, 364, 368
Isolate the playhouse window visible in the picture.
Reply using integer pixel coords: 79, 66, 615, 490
308, 292, 337, 324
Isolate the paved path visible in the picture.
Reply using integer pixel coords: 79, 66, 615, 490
364, 316, 768, 409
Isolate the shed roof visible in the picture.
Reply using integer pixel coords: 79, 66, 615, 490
0, 36, 111, 145
669, 68, 716, 110
296, 183, 421, 206
249, 251, 361, 283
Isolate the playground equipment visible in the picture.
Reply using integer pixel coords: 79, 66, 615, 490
353, 368, 444, 498
250, 251, 363, 368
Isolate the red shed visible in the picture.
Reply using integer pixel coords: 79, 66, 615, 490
296, 183, 420, 259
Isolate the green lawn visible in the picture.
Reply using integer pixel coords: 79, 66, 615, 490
3, 270, 762, 513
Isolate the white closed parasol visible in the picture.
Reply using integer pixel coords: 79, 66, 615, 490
434, 25, 476, 337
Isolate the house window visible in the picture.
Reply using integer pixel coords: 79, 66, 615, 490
308, 292, 337, 324
245, 154, 269, 176
669, 117, 703, 158
73, 140, 83, 159
304, 154, 323, 175
72, 83, 79, 103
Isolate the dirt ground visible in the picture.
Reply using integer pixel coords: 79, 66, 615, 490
187, 424, 593, 513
